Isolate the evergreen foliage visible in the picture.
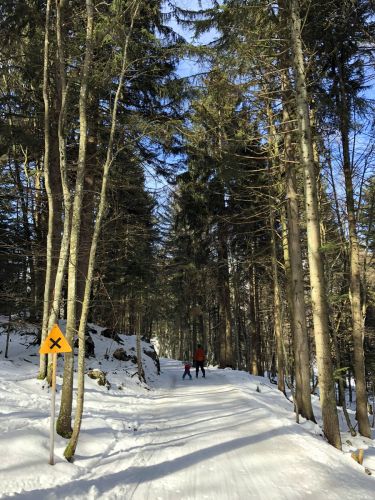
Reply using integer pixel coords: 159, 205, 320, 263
0, 0, 374, 452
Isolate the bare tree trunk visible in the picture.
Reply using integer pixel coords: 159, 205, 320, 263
10, 159, 37, 316
233, 265, 242, 370
57, 0, 94, 438
279, 61, 315, 421
337, 57, 371, 438
327, 151, 346, 244
361, 182, 374, 324
290, 0, 341, 449
76, 99, 98, 321
218, 209, 233, 368
331, 316, 356, 436
48, 0, 71, 335
32, 167, 45, 320
266, 103, 285, 394
215, 110, 233, 369
249, 261, 262, 375
64, 1, 139, 460
4, 313, 11, 358
137, 298, 146, 383
39, 0, 53, 380
270, 208, 286, 394
43, 0, 73, 404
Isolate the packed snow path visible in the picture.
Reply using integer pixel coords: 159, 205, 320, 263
1, 358, 374, 499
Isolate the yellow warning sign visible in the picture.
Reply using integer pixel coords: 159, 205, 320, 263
39, 324, 72, 354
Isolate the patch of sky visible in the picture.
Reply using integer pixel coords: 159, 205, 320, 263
145, 1, 219, 214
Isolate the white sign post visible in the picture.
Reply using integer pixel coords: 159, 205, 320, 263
39, 324, 72, 465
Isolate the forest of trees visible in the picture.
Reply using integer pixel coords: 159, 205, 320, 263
0, 0, 374, 459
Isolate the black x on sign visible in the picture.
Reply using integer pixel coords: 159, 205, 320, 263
39, 324, 72, 354
50, 337, 62, 350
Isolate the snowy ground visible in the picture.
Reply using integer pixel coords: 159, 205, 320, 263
0, 321, 375, 499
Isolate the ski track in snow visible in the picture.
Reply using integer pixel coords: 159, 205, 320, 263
0, 359, 375, 499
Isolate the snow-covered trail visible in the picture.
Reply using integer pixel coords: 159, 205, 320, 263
0, 360, 375, 500
6, 358, 374, 500
87, 360, 374, 500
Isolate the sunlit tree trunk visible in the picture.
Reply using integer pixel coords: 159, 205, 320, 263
218, 208, 233, 368
270, 208, 286, 394
64, 1, 140, 460
290, 0, 341, 449
137, 298, 146, 382
279, 58, 315, 420
57, 0, 94, 438
266, 103, 285, 393
76, 99, 98, 321
337, 57, 371, 438
48, 0, 71, 336
39, 0, 53, 380
331, 314, 356, 436
249, 261, 262, 375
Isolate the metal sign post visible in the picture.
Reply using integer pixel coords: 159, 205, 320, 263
39, 324, 72, 465
49, 352, 57, 465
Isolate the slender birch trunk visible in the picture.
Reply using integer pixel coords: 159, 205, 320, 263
41, 0, 72, 394
57, 0, 94, 438
337, 58, 371, 438
48, 0, 72, 335
64, 2, 140, 460
289, 0, 341, 449
39, 0, 53, 380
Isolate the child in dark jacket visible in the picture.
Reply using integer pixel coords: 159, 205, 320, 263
182, 362, 192, 379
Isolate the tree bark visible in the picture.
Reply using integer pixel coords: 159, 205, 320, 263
279, 60, 315, 420
289, 0, 341, 449
270, 207, 286, 394
49, 0, 71, 335
137, 299, 146, 383
331, 314, 356, 436
249, 261, 262, 375
266, 102, 285, 394
57, 0, 94, 438
218, 210, 233, 368
39, 0, 53, 380
64, 1, 139, 460
337, 56, 371, 437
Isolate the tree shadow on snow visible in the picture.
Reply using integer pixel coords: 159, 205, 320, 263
11, 427, 292, 499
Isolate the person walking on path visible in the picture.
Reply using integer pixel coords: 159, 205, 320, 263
182, 362, 192, 380
194, 344, 205, 378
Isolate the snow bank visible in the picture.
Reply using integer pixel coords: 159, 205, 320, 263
0, 319, 374, 499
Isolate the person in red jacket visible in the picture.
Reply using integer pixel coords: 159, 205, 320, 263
182, 362, 192, 380
194, 344, 205, 378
